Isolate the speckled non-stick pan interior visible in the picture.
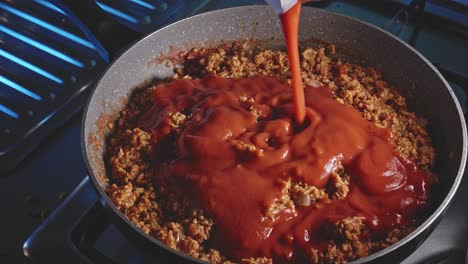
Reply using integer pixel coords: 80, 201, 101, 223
82, 5, 466, 263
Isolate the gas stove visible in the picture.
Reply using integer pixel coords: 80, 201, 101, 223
0, 0, 467, 263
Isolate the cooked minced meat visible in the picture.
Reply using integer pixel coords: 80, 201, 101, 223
105, 42, 435, 264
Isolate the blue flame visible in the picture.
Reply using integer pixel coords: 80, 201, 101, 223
0, 74, 42, 101
0, 49, 63, 84
95, 1, 139, 24
0, 103, 19, 119
130, 0, 156, 10
33, 0, 66, 15
0, 2, 95, 50
0, 25, 84, 68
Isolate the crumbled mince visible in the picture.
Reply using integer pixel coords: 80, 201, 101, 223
234, 140, 265, 157
250, 106, 263, 119
241, 257, 273, 264
327, 172, 350, 200
105, 41, 436, 264
239, 95, 255, 104
291, 182, 327, 206
306, 248, 320, 264
335, 217, 366, 242
327, 44, 336, 55
266, 179, 295, 222
168, 111, 188, 130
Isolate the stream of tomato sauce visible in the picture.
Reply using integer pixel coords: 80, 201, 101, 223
280, 1, 306, 125
139, 76, 430, 262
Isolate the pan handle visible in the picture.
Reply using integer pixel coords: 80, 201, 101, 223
23, 177, 116, 264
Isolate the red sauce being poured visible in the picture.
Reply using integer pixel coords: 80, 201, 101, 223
139, 76, 430, 262
280, 1, 306, 125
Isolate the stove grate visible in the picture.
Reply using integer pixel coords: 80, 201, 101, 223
93, 0, 212, 33
0, 0, 108, 173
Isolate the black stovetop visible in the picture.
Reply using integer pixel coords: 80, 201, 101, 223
1, 0, 468, 263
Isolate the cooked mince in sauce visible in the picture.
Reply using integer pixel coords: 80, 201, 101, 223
106, 42, 436, 263
139, 76, 429, 261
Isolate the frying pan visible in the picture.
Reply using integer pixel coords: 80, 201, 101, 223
82, 5, 467, 263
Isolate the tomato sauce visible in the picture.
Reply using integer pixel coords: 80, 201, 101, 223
139, 76, 429, 262
280, 2, 306, 125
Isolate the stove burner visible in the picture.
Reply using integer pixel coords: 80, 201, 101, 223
0, 0, 212, 173
94, 0, 212, 33
23, 178, 177, 264
0, 0, 108, 173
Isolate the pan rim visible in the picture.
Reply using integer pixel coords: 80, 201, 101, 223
81, 5, 467, 264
